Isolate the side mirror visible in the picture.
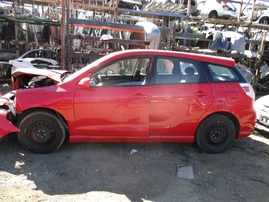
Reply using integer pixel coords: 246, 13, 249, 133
78, 77, 91, 89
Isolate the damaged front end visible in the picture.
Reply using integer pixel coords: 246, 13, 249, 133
0, 92, 19, 138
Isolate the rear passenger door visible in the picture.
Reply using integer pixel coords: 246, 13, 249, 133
149, 56, 214, 138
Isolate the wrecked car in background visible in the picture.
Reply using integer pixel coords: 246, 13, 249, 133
9, 48, 60, 71
1, 48, 60, 81
1, 52, 58, 83
7, 48, 68, 89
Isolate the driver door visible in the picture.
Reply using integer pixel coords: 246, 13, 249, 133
73, 57, 151, 139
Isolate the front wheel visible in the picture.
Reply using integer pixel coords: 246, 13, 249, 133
259, 17, 269, 24
195, 114, 236, 153
18, 111, 66, 153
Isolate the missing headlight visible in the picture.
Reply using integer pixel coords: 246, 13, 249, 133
0, 105, 9, 110
6, 110, 15, 122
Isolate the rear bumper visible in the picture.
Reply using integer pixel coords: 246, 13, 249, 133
0, 110, 19, 138
235, 107, 256, 139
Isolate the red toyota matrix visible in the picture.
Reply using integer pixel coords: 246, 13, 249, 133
0, 49, 256, 153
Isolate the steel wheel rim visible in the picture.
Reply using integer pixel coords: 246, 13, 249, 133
27, 121, 56, 145
206, 123, 227, 145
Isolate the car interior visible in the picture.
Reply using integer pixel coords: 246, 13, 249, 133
91, 57, 201, 87
91, 58, 150, 86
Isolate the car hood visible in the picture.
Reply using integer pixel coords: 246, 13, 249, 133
11, 68, 69, 90
11, 68, 67, 81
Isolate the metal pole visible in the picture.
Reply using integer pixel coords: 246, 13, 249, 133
187, 0, 191, 17
61, 0, 66, 70
248, 0, 256, 32
237, 0, 243, 21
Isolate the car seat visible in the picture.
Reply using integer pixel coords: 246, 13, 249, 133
171, 66, 181, 83
185, 67, 196, 82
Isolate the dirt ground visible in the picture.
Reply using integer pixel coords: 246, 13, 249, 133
1, 82, 269, 202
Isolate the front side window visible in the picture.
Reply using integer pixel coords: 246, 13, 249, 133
91, 57, 151, 86
98, 59, 136, 76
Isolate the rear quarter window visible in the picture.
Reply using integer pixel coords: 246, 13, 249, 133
203, 62, 246, 82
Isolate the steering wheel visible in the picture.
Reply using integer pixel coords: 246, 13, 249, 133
96, 74, 109, 86
97, 74, 103, 84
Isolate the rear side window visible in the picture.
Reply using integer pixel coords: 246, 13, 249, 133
205, 63, 245, 82
155, 57, 203, 84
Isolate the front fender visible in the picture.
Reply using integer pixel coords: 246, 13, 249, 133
0, 110, 19, 138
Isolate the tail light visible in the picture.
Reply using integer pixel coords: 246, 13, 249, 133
240, 83, 255, 100
222, 5, 229, 10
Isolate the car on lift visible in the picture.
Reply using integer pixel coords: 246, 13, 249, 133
197, 0, 238, 19
245, 1, 269, 24
0, 49, 256, 154
254, 9, 269, 24
238, 0, 269, 24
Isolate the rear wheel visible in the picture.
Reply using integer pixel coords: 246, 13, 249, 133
208, 11, 218, 18
18, 111, 66, 153
195, 114, 236, 153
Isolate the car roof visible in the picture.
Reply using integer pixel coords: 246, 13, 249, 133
101, 49, 236, 67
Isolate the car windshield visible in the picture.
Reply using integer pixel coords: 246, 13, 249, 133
63, 59, 102, 82
60, 72, 71, 81
64, 51, 122, 82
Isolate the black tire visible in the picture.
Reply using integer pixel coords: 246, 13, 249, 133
195, 114, 236, 153
208, 11, 218, 18
18, 111, 66, 153
259, 17, 269, 24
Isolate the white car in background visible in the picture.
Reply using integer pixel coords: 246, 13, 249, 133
254, 9, 269, 24
196, 0, 238, 19
9, 49, 60, 71
254, 94, 269, 132
241, 0, 269, 24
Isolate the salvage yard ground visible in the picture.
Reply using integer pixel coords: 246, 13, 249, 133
1, 83, 269, 202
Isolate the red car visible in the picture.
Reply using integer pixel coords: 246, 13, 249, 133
0, 49, 256, 153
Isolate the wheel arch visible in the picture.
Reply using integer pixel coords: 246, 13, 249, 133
194, 112, 239, 153
16, 107, 69, 134
208, 10, 218, 18
196, 112, 239, 139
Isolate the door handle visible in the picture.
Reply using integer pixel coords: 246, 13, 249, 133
132, 93, 147, 99
194, 91, 207, 97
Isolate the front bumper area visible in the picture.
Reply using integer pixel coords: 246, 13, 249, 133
0, 110, 19, 138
